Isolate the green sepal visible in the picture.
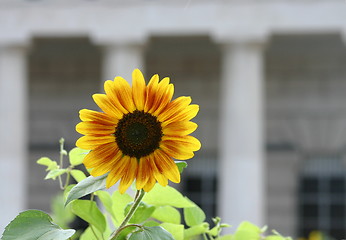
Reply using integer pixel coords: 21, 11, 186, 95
175, 161, 188, 173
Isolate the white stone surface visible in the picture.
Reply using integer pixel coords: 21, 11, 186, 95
0, 45, 28, 232
218, 41, 265, 228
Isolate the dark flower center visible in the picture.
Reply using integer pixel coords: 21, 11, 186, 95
115, 110, 162, 159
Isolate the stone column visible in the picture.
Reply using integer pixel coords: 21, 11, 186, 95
218, 40, 266, 228
101, 43, 145, 83
0, 44, 28, 232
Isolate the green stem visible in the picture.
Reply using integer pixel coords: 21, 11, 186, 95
58, 138, 65, 190
109, 189, 145, 240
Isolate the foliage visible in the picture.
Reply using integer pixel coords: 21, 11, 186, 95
1, 139, 295, 240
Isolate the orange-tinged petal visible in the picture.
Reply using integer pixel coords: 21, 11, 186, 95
106, 170, 123, 189
83, 142, 118, 168
143, 176, 156, 192
162, 121, 198, 136
144, 74, 159, 112
160, 141, 195, 160
132, 69, 146, 111
157, 96, 192, 123
136, 156, 150, 189
153, 84, 174, 117
76, 122, 115, 135
161, 104, 199, 127
79, 109, 117, 125
162, 135, 201, 152
119, 157, 138, 193
89, 149, 122, 176
113, 76, 136, 113
153, 149, 180, 183
106, 157, 128, 188
104, 80, 129, 114
148, 77, 170, 114
92, 94, 123, 119
76, 135, 115, 150
148, 155, 168, 186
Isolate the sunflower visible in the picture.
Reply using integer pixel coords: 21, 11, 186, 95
76, 69, 201, 193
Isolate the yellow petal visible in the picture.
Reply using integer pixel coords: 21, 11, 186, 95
89, 149, 123, 177
76, 122, 115, 135
92, 94, 123, 119
161, 104, 199, 127
148, 155, 168, 186
136, 156, 150, 189
132, 69, 146, 111
143, 176, 157, 192
153, 149, 180, 183
104, 80, 129, 114
83, 142, 118, 168
153, 84, 174, 117
79, 109, 117, 125
76, 135, 115, 150
162, 121, 198, 136
119, 157, 138, 194
144, 74, 159, 112
106, 157, 128, 189
148, 77, 170, 114
113, 76, 136, 113
160, 141, 195, 160
162, 135, 201, 152
157, 96, 192, 123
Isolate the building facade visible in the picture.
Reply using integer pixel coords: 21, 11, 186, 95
1, 1, 346, 238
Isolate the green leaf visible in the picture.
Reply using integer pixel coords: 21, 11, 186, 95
217, 234, 233, 240
184, 222, 209, 239
184, 204, 206, 227
160, 223, 184, 240
45, 169, 68, 180
114, 225, 138, 240
37, 157, 58, 171
96, 190, 114, 218
143, 184, 194, 208
69, 147, 89, 166
151, 206, 181, 224
143, 221, 160, 227
65, 174, 107, 206
128, 226, 174, 240
125, 202, 155, 224
265, 236, 286, 240
175, 161, 188, 173
111, 190, 133, 226
70, 200, 106, 233
79, 226, 111, 240
51, 194, 75, 229
1, 210, 75, 240
70, 169, 87, 182
233, 221, 261, 240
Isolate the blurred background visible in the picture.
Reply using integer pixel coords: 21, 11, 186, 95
1, 0, 346, 238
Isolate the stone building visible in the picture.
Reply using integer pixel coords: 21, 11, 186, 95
1, 0, 346, 238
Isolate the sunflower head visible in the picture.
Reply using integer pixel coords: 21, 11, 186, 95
76, 69, 201, 193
